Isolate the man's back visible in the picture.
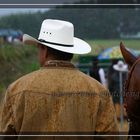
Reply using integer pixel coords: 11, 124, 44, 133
1, 61, 118, 138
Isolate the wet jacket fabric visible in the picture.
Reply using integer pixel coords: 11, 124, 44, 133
0, 60, 118, 140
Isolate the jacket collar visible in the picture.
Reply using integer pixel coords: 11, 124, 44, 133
43, 60, 76, 69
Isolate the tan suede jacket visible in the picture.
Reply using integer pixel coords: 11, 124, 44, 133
0, 60, 118, 140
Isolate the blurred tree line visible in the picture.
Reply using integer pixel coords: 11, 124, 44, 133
0, 8, 140, 39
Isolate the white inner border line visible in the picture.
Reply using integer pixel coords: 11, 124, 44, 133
0, 135, 137, 136
0, 4, 140, 5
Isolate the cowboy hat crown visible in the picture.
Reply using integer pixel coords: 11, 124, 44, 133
113, 60, 128, 72
23, 19, 91, 54
38, 19, 74, 46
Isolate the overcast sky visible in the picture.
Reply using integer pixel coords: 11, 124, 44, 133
0, 8, 49, 17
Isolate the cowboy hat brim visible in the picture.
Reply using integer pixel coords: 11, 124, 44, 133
23, 34, 91, 54
113, 65, 128, 72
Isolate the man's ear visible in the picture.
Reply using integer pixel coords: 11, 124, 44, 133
120, 42, 137, 67
40, 44, 48, 58
44, 46, 48, 58
38, 44, 48, 66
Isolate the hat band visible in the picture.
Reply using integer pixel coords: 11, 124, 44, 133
38, 39, 73, 47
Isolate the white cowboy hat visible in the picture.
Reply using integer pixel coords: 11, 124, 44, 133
113, 60, 128, 72
23, 19, 91, 54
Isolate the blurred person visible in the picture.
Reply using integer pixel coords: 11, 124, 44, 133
0, 19, 118, 139
89, 56, 107, 87
108, 59, 120, 103
108, 59, 127, 103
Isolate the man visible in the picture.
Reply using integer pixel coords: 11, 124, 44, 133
0, 19, 118, 139
89, 56, 107, 87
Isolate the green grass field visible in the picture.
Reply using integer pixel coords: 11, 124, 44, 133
87, 39, 140, 55
0, 44, 39, 95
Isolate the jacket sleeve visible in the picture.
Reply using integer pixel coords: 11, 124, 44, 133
95, 89, 119, 140
0, 88, 17, 136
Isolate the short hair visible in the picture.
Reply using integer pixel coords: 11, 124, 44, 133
47, 47, 73, 61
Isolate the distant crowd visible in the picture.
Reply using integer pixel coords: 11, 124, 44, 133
0, 29, 23, 45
